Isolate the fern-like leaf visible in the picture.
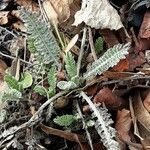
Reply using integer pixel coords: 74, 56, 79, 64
33, 85, 47, 96
20, 8, 60, 64
95, 37, 103, 54
84, 43, 130, 79
53, 115, 75, 127
65, 51, 77, 79
80, 92, 119, 150
1, 89, 22, 102
4, 74, 19, 90
27, 38, 36, 53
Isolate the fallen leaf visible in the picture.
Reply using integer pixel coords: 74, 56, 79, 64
139, 10, 150, 39
43, 0, 58, 25
73, 0, 123, 30
128, 52, 146, 71
12, 21, 26, 32
99, 29, 119, 48
143, 90, 150, 112
113, 59, 129, 72
133, 92, 150, 133
16, 0, 39, 12
43, 0, 72, 25
64, 34, 78, 52
40, 123, 87, 150
59, 0, 82, 37
115, 109, 132, 149
0, 11, 9, 25
93, 87, 124, 109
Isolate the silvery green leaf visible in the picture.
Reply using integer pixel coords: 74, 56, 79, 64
57, 81, 77, 90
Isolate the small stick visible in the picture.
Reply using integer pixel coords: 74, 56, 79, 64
0, 26, 17, 38
88, 27, 97, 60
0, 51, 32, 65
77, 27, 87, 76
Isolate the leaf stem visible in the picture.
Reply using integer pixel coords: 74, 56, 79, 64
77, 27, 87, 77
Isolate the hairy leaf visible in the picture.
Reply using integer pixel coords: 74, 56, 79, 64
27, 38, 37, 53
1, 89, 22, 102
65, 51, 77, 79
4, 74, 19, 90
80, 92, 119, 150
84, 43, 130, 79
19, 72, 33, 89
57, 81, 77, 90
33, 85, 47, 96
95, 37, 103, 54
53, 115, 75, 127
20, 8, 60, 64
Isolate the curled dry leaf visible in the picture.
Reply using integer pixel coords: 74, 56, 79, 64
73, 0, 123, 30
115, 109, 132, 149
93, 87, 124, 109
43, 0, 72, 25
139, 10, 150, 39
133, 92, 150, 134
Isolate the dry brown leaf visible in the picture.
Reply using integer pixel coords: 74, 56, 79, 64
0, 11, 9, 25
143, 90, 150, 112
73, 0, 123, 30
12, 21, 26, 32
16, 0, 39, 12
64, 34, 79, 52
94, 87, 124, 108
43, 0, 71, 25
139, 10, 150, 39
43, 0, 58, 25
113, 59, 129, 72
115, 109, 132, 148
40, 123, 87, 150
133, 92, 150, 133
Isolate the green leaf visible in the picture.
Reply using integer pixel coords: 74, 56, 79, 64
84, 43, 130, 79
27, 38, 37, 53
33, 85, 47, 96
19, 72, 33, 89
47, 66, 57, 95
20, 8, 60, 64
4, 74, 19, 90
1, 89, 22, 102
53, 115, 75, 127
95, 37, 103, 54
57, 81, 77, 90
65, 51, 77, 79
0, 109, 7, 124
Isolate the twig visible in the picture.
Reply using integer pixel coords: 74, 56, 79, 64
0, 51, 32, 65
0, 26, 17, 38
76, 100, 93, 150
88, 27, 97, 60
102, 74, 150, 85
77, 27, 87, 76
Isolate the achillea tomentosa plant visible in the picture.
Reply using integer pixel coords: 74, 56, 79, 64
1, 8, 130, 150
